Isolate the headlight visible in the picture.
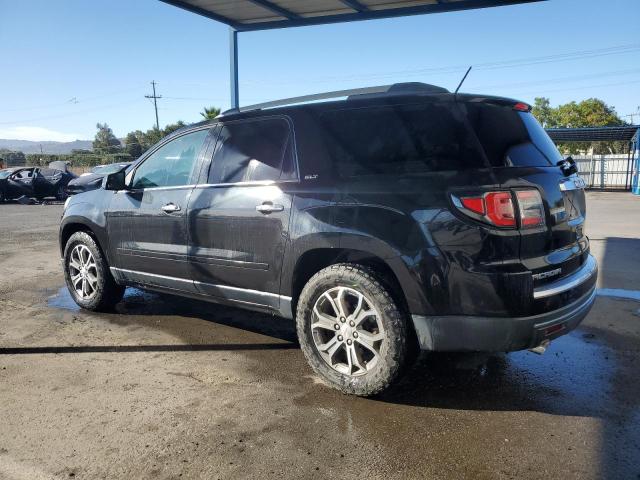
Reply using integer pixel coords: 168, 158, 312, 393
63, 197, 71, 211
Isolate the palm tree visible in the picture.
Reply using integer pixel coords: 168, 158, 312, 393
200, 106, 221, 120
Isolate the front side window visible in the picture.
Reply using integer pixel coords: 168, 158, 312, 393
132, 129, 209, 189
13, 169, 34, 180
208, 118, 292, 184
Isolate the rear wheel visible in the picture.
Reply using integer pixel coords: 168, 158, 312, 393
296, 263, 410, 396
55, 185, 67, 201
63, 231, 125, 311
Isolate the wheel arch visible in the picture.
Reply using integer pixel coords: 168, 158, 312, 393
59, 219, 108, 262
290, 248, 409, 317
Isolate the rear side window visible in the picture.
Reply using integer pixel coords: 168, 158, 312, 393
465, 104, 560, 167
208, 118, 293, 184
319, 102, 485, 177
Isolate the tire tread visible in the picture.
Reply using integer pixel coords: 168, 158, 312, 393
296, 263, 409, 396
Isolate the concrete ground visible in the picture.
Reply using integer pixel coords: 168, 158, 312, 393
0, 192, 639, 480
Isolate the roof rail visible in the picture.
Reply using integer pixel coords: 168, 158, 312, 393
221, 82, 449, 115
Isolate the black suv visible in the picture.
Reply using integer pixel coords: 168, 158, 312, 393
59, 83, 597, 396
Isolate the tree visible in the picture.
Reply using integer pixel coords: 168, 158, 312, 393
531, 97, 626, 154
532, 97, 555, 128
554, 98, 622, 129
200, 106, 220, 120
0, 149, 26, 166
124, 132, 143, 159
93, 123, 121, 154
121, 121, 189, 158
143, 127, 164, 148
163, 121, 186, 136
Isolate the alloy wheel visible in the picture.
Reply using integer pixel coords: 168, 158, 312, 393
311, 286, 385, 377
68, 244, 99, 300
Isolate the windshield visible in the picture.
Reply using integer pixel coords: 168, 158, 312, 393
0, 170, 12, 179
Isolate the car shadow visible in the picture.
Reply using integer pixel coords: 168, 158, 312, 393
48, 285, 299, 345
0, 343, 296, 355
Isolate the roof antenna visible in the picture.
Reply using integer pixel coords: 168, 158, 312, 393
454, 66, 472, 96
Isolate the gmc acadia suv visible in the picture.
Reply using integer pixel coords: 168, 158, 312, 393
59, 83, 597, 396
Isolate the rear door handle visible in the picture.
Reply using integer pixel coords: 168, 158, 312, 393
161, 203, 181, 213
256, 202, 284, 214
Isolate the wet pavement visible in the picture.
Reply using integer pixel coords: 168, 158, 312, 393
0, 194, 639, 479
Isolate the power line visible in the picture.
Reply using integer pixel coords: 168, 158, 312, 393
467, 68, 640, 91
144, 81, 162, 129
1, 85, 148, 113
238, 42, 640, 87
0, 98, 146, 125
496, 78, 640, 97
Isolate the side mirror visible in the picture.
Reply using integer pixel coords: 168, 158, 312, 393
104, 170, 127, 191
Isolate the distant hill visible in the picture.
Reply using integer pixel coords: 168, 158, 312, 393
0, 139, 93, 154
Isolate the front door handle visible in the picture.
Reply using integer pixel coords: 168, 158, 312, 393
256, 202, 284, 214
161, 203, 181, 213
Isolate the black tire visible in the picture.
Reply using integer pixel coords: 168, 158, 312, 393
63, 231, 125, 311
0, 189, 4, 203
296, 263, 410, 396
55, 185, 67, 201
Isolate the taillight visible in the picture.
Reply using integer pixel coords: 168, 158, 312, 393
485, 192, 516, 227
453, 189, 545, 229
515, 190, 545, 228
460, 197, 485, 215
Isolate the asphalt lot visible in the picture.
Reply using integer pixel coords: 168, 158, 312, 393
0, 192, 639, 480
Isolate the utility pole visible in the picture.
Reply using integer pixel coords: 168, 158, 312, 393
145, 81, 162, 130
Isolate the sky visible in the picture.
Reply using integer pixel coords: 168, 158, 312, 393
0, 0, 639, 142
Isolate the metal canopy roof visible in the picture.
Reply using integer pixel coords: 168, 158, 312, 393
546, 125, 640, 143
160, 0, 542, 31
160, 0, 544, 108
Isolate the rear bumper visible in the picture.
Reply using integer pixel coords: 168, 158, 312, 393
412, 255, 598, 352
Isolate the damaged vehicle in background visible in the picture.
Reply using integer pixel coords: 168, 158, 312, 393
0, 165, 76, 202
66, 162, 132, 195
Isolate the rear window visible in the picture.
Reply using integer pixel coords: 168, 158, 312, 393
465, 103, 562, 167
520, 112, 563, 164
319, 103, 485, 177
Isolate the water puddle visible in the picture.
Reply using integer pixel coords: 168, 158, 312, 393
47, 286, 81, 311
47, 286, 154, 313
597, 288, 640, 302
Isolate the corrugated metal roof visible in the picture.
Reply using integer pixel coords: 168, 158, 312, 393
160, 0, 542, 31
547, 125, 640, 143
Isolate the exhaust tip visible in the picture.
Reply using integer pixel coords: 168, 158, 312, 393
528, 340, 550, 355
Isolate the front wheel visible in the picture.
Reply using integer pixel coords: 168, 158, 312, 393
296, 263, 411, 396
63, 231, 125, 311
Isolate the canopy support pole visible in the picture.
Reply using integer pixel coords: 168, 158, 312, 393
229, 27, 239, 109
632, 128, 640, 195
